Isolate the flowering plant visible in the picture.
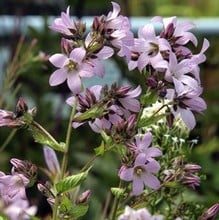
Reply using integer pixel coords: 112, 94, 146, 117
0, 2, 218, 220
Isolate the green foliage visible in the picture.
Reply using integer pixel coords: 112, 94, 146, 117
56, 169, 90, 194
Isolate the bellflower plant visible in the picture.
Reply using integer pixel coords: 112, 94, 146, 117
0, 1, 218, 220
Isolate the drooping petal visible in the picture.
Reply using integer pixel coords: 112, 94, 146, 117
67, 72, 82, 94
143, 173, 160, 190
132, 177, 144, 196
96, 46, 114, 59
49, 68, 67, 86
179, 108, 196, 130
119, 97, 140, 112
145, 159, 161, 173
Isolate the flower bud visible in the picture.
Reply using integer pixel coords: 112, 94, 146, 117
199, 203, 219, 220
10, 158, 37, 187
184, 164, 202, 173
16, 97, 28, 117
76, 190, 91, 204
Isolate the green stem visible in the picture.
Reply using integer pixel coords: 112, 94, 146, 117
52, 97, 78, 220
109, 181, 122, 220
32, 120, 60, 147
0, 129, 17, 152
80, 155, 97, 172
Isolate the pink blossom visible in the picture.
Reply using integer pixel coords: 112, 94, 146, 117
49, 6, 77, 36
130, 132, 162, 157
119, 153, 161, 195
166, 78, 207, 129
134, 24, 171, 72
49, 47, 94, 94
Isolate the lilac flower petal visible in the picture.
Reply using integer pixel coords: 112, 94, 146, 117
49, 54, 67, 68
138, 53, 150, 72
92, 60, 105, 77
96, 46, 114, 59
126, 86, 142, 97
132, 177, 144, 195
179, 108, 196, 130
119, 97, 140, 112
119, 167, 133, 181
142, 132, 152, 148
145, 159, 161, 173
90, 85, 102, 98
43, 146, 60, 175
66, 96, 76, 106
184, 97, 207, 113
79, 64, 94, 78
135, 153, 147, 166
145, 147, 162, 158
67, 73, 81, 94
143, 173, 160, 190
70, 47, 86, 63
49, 68, 67, 86
138, 24, 156, 39
107, 2, 121, 20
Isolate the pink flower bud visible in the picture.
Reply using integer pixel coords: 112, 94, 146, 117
199, 203, 219, 220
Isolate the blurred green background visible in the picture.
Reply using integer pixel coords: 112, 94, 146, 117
0, 0, 219, 219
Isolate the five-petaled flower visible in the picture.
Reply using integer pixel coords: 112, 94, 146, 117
119, 153, 161, 195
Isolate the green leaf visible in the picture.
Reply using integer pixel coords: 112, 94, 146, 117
72, 103, 106, 122
29, 122, 65, 152
111, 187, 127, 199
94, 141, 105, 156
163, 181, 181, 188
0, 215, 9, 220
56, 169, 90, 193
70, 205, 89, 218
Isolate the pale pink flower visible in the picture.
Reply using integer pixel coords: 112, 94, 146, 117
49, 6, 77, 36
49, 47, 94, 94
119, 153, 161, 195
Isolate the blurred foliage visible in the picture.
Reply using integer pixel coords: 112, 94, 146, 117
0, 0, 219, 219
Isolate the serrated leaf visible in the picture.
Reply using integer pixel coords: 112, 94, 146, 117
56, 169, 90, 193
29, 123, 65, 152
94, 141, 105, 156
111, 187, 126, 199
70, 205, 89, 218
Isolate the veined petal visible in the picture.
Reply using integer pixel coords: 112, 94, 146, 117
179, 108, 196, 130
119, 167, 133, 181
126, 85, 142, 97
49, 68, 67, 86
135, 153, 147, 166
145, 159, 161, 173
143, 173, 160, 190
70, 47, 86, 63
145, 147, 162, 158
67, 73, 81, 94
138, 24, 156, 39
119, 98, 140, 112
132, 177, 144, 196
49, 54, 68, 68
96, 46, 114, 59
138, 53, 150, 72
